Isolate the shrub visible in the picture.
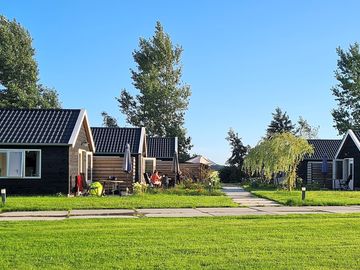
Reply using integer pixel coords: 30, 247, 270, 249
133, 182, 147, 195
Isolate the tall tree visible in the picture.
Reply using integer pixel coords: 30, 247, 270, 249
244, 133, 313, 191
117, 21, 192, 161
266, 107, 295, 138
226, 128, 248, 168
101, 111, 119, 128
0, 15, 61, 108
331, 43, 360, 134
295, 116, 319, 139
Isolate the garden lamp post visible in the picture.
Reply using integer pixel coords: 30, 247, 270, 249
1, 189, 6, 205
301, 187, 306, 201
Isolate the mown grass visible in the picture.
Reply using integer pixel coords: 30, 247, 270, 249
0, 194, 237, 212
251, 190, 360, 206
1, 214, 360, 269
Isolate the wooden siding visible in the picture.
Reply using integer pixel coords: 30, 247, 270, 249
0, 146, 69, 195
337, 136, 360, 189
68, 122, 91, 193
306, 161, 333, 188
93, 156, 135, 191
155, 160, 205, 180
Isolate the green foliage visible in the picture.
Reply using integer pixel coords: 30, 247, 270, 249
243, 132, 314, 191
0, 15, 61, 108
117, 21, 192, 161
226, 128, 249, 167
219, 166, 243, 183
223, 128, 249, 182
101, 111, 119, 127
132, 182, 147, 195
295, 116, 319, 139
266, 107, 294, 139
331, 42, 360, 134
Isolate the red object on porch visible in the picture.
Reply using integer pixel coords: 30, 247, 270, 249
75, 175, 83, 193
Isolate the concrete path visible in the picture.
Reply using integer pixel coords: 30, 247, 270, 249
1, 206, 360, 221
222, 185, 280, 207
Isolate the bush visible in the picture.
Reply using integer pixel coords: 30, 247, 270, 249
133, 182, 148, 195
219, 166, 243, 183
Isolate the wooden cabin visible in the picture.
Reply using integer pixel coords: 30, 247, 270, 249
297, 139, 341, 188
0, 109, 95, 195
146, 137, 177, 178
91, 127, 147, 191
333, 130, 360, 190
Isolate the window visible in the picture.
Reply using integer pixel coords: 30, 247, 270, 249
144, 158, 156, 175
0, 149, 41, 179
0, 152, 7, 177
25, 151, 41, 177
8, 151, 23, 177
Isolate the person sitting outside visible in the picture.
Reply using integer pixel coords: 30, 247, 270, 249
150, 170, 162, 187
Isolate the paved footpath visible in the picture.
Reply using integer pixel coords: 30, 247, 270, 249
1, 206, 360, 221
1, 185, 360, 221
222, 185, 280, 207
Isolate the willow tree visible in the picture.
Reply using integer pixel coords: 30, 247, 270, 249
243, 132, 314, 191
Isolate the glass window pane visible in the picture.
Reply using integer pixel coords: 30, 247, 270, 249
25, 151, 40, 177
8, 152, 22, 177
0, 152, 7, 177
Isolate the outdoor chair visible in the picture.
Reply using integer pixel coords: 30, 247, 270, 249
339, 178, 351, 191
144, 173, 154, 188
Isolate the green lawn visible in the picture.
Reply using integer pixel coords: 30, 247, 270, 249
0, 194, 237, 212
1, 215, 360, 269
251, 189, 360, 206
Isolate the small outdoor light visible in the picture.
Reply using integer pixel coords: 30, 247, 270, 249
1, 189, 6, 205
208, 181, 213, 192
301, 187, 306, 201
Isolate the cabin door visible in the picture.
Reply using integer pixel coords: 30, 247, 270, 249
345, 158, 354, 190
334, 158, 354, 190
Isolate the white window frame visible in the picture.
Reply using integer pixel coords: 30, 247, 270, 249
0, 149, 41, 179
143, 158, 157, 174
78, 149, 93, 182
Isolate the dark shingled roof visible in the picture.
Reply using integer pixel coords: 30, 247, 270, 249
147, 137, 177, 159
304, 139, 342, 160
91, 127, 143, 154
353, 131, 360, 142
0, 109, 80, 144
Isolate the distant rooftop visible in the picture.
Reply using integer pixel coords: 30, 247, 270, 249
147, 137, 177, 159
91, 127, 143, 154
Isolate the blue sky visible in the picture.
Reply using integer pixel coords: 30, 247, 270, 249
2, 1, 360, 164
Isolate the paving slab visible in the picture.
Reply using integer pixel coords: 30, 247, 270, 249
137, 208, 212, 218
70, 215, 137, 219
0, 211, 68, 217
70, 209, 135, 216
197, 207, 270, 216
307, 206, 360, 214
222, 185, 281, 207
0, 216, 67, 221
250, 206, 317, 213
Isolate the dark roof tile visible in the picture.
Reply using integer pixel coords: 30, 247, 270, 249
304, 139, 342, 160
0, 109, 80, 144
147, 137, 177, 158
91, 127, 142, 154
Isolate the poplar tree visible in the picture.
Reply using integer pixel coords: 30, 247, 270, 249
118, 21, 192, 160
331, 43, 360, 134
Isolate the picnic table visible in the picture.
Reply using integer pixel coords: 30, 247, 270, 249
98, 179, 125, 195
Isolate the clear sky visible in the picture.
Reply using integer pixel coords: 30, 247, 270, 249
2, 1, 360, 164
